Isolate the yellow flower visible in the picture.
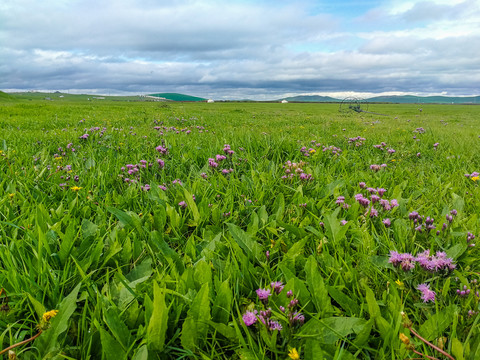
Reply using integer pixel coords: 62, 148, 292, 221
399, 333, 410, 345
8, 193, 15, 199
42, 310, 58, 322
288, 348, 300, 360
54, 156, 62, 161
309, 149, 316, 154
71, 186, 83, 192
395, 279, 404, 289
472, 176, 479, 182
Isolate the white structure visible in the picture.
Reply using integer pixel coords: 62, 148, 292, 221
281, 100, 288, 103
207, 99, 215, 103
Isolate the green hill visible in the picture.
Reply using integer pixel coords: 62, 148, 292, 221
283, 95, 339, 102
0, 91, 14, 101
149, 93, 207, 102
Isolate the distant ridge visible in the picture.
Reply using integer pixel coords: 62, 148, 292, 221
281, 94, 480, 104
148, 93, 207, 102
0, 91, 14, 101
282, 95, 339, 102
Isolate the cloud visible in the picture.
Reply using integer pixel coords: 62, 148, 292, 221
1, 0, 479, 98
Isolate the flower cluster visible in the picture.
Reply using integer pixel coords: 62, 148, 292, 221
370, 164, 387, 171
282, 161, 313, 181
417, 283, 435, 303
389, 250, 455, 272
207, 145, 235, 175
322, 145, 342, 155
242, 281, 305, 333
347, 136, 366, 147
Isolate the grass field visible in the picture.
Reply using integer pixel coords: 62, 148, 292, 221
1, 98, 480, 359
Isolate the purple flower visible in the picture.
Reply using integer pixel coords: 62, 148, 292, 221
157, 159, 165, 168
271, 281, 284, 294
417, 283, 436, 303
286, 290, 293, 298
242, 310, 257, 326
256, 288, 271, 302
383, 218, 391, 227
359, 182, 366, 188
178, 201, 187, 209
269, 320, 283, 331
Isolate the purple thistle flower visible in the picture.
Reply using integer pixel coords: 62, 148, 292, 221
178, 201, 187, 208
269, 320, 283, 331
271, 281, 284, 294
417, 283, 436, 303
383, 218, 391, 227
242, 310, 258, 326
256, 288, 271, 303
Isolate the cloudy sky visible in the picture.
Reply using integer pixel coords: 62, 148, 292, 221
1, 0, 479, 99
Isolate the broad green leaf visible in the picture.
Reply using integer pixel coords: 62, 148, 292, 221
181, 283, 211, 350
149, 231, 184, 274
104, 307, 131, 350
227, 223, 263, 262
36, 283, 81, 356
298, 316, 367, 344
99, 327, 127, 360
451, 337, 464, 360
418, 304, 456, 341
184, 188, 200, 225
273, 193, 285, 221
446, 242, 467, 260
208, 321, 237, 342
212, 279, 232, 324
132, 345, 148, 360
147, 281, 168, 352
327, 286, 360, 315
26, 293, 46, 319
305, 256, 332, 316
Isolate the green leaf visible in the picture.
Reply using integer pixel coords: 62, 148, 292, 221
446, 242, 467, 260
104, 307, 132, 350
327, 286, 360, 315
212, 279, 232, 324
273, 193, 285, 221
147, 281, 169, 352
36, 283, 81, 356
149, 231, 184, 274
184, 188, 200, 225
26, 293, 46, 319
208, 321, 238, 342
99, 327, 127, 360
298, 316, 367, 344
132, 345, 148, 360
107, 206, 142, 233
418, 304, 456, 341
227, 223, 263, 262
451, 337, 464, 360
305, 256, 332, 316
181, 283, 211, 350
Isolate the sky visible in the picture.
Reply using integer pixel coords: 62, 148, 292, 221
1, 0, 479, 100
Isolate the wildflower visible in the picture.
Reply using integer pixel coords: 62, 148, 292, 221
256, 288, 271, 303
70, 186, 82, 192
472, 176, 479, 182
269, 320, 283, 331
395, 279, 404, 289
286, 290, 293, 298
399, 333, 410, 346
288, 348, 300, 360
242, 310, 257, 326
383, 218, 391, 227
417, 283, 435, 303
271, 281, 284, 294
42, 310, 59, 322
178, 201, 187, 209
340, 220, 348, 226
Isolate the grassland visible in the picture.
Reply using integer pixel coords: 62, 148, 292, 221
0, 98, 480, 359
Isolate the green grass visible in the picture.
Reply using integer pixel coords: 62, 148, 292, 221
0, 99, 480, 359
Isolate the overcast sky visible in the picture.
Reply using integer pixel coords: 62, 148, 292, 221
1, 0, 479, 99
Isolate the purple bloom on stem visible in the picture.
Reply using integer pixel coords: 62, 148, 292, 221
271, 281, 284, 294
383, 218, 391, 227
417, 283, 436, 303
256, 288, 271, 303
242, 310, 258, 326
286, 290, 293, 298
178, 201, 187, 209
269, 320, 283, 331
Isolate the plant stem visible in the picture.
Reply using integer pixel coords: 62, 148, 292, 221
408, 327, 455, 360
0, 330, 43, 356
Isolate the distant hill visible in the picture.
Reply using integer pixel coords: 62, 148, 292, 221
282, 95, 339, 102
149, 93, 207, 102
0, 91, 14, 101
280, 94, 480, 104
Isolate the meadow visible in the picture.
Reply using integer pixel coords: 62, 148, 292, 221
0, 97, 480, 359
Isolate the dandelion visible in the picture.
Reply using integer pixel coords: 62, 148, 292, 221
42, 310, 58, 322
472, 176, 479, 182
70, 186, 82, 192
288, 348, 300, 360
